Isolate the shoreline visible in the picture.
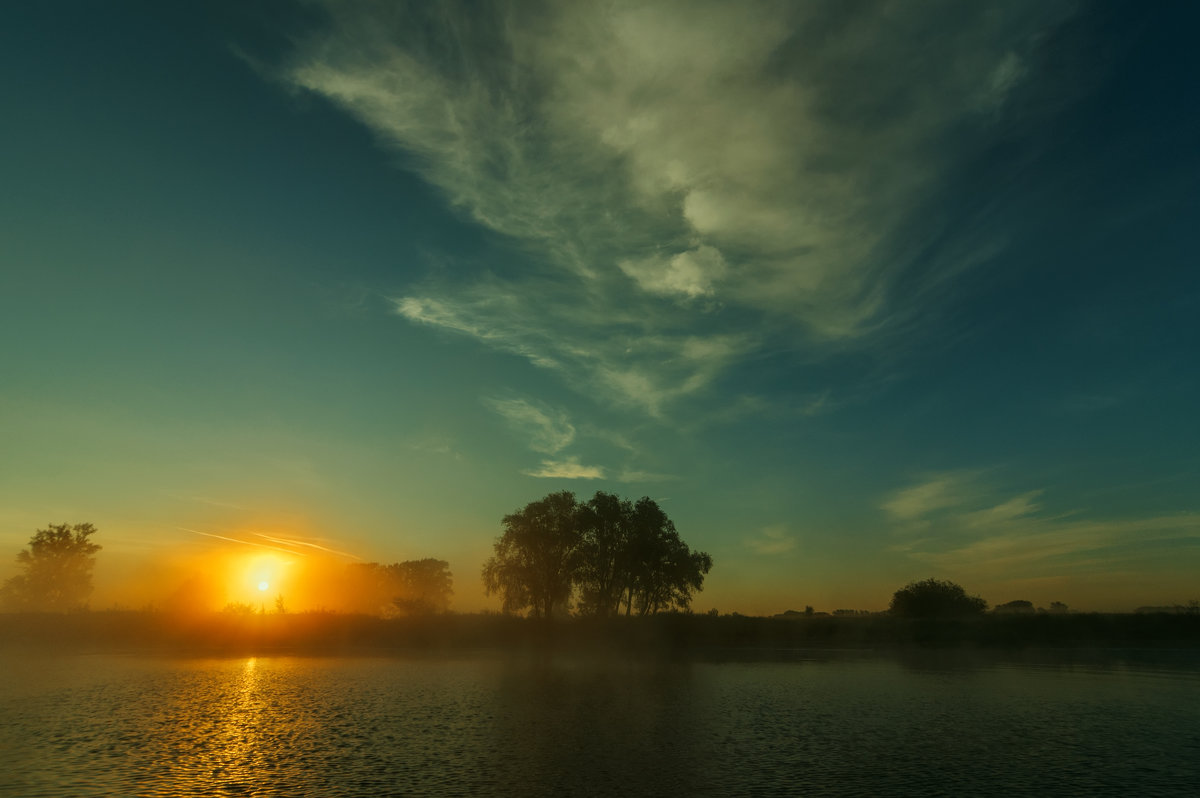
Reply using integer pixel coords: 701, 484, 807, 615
2, 610, 1198, 658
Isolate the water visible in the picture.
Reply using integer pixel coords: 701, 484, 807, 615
1, 651, 1197, 796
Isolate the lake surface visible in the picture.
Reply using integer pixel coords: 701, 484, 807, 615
1, 650, 1197, 796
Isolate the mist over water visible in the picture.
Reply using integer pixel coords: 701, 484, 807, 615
2, 652, 1197, 797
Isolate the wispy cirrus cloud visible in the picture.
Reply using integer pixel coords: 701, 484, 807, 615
283, 0, 1077, 416
407, 434, 462, 460
746, 524, 797, 555
523, 456, 606, 480
395, 296, 562, 370
179, 528, 363, 560
616, 469, 677, 484
254, 533, 362, 561
166, 493, 247, 511
881, 471, 985, 522
179, 527, 301, 557
485, 394, 672, 481
485, 396, 576, 455
395, 289, 752, 416
910, 514, 1200, 575
881, 472, 1200, 581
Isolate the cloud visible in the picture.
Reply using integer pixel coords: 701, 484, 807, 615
882, 472, 1200, 580
166, 493, 247, 511
523, 457, 606, 480
883, 472, 1045, 531
746, 524, 797, 555
616, 469, 677, 483
979, 51, 1029, 111
910, 514, 1200, 575
619, 245, 728, 299
960, 490, 1043, 529
407, 435, 462, 460
285, 1, 1077, 411
393, 289, 751, 415
881, 472, 982, 522
392, 295, 561, 370
485, 395, 675, 481
179, 528, 302, 557
254, 534, 362, 561
485, 397, 576, 454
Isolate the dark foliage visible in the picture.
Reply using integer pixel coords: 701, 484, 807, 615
994, 600, 1036, 614
345, 559, 454, 616
1, 523, 101, 612
482, 491, 712, 618
3, 609, 1198, 657
482, 491, 582, 618
889, 578, 988, 618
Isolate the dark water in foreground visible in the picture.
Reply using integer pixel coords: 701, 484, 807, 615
1, 651, 1197, 797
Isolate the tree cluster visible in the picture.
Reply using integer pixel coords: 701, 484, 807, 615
1, 523, 101, 612
889, 577, 988, 618
344, 559, 454, 616
482, 491, 713, 618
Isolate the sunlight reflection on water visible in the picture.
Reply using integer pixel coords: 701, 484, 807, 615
0, 652, 1198, 796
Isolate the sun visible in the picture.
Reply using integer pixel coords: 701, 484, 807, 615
221, 552, 294, 605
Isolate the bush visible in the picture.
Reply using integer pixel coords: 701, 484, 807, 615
889, 578, 988, 618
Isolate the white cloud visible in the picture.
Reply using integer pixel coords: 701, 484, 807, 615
961, 490, 1043, 529
286, 1, 1077, 411
910, 514, 1200, 574
619, 245, 727, 299
746, 524, 797, 555
392, 295, 561, 370
485, 397, 575, 455
882, 472, 981, 522
883, 471, 1200, 580
523, 457, 606, 480
392, 286, 752, 415
883, 472, 1044, 529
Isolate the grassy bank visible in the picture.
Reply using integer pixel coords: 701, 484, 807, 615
2, 610, 1199, 656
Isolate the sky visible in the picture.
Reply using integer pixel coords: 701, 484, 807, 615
1, 0, 1197, 615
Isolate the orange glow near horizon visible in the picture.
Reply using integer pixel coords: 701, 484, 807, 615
226, 553, 293, 606
95, 538, 375, 615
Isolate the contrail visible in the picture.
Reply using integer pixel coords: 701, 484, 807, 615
254, 533, 363, 560
178, 527, 303, 557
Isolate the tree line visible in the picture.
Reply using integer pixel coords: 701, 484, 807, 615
342, 559, 453, 616
0, 522, 455, 617
4, 524, 1129, 623
482, 491, 713, 618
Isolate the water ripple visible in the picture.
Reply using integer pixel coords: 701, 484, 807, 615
1, 653, 1197, 797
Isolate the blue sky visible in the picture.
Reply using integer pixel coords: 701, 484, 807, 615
1, 1, 1197, 613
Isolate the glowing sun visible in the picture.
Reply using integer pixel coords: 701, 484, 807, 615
257, 581, 270, 592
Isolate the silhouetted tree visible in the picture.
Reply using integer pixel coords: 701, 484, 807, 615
1, 523, 101, 612
889, 578, 987, 618
483, 491, 582, 618
576, 492, 634, 616
994, 599, 1035, 614
389, 558, 453, 615
621, 497, 712, 616
483, 491, 713, 618
345, 559, 454, 616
